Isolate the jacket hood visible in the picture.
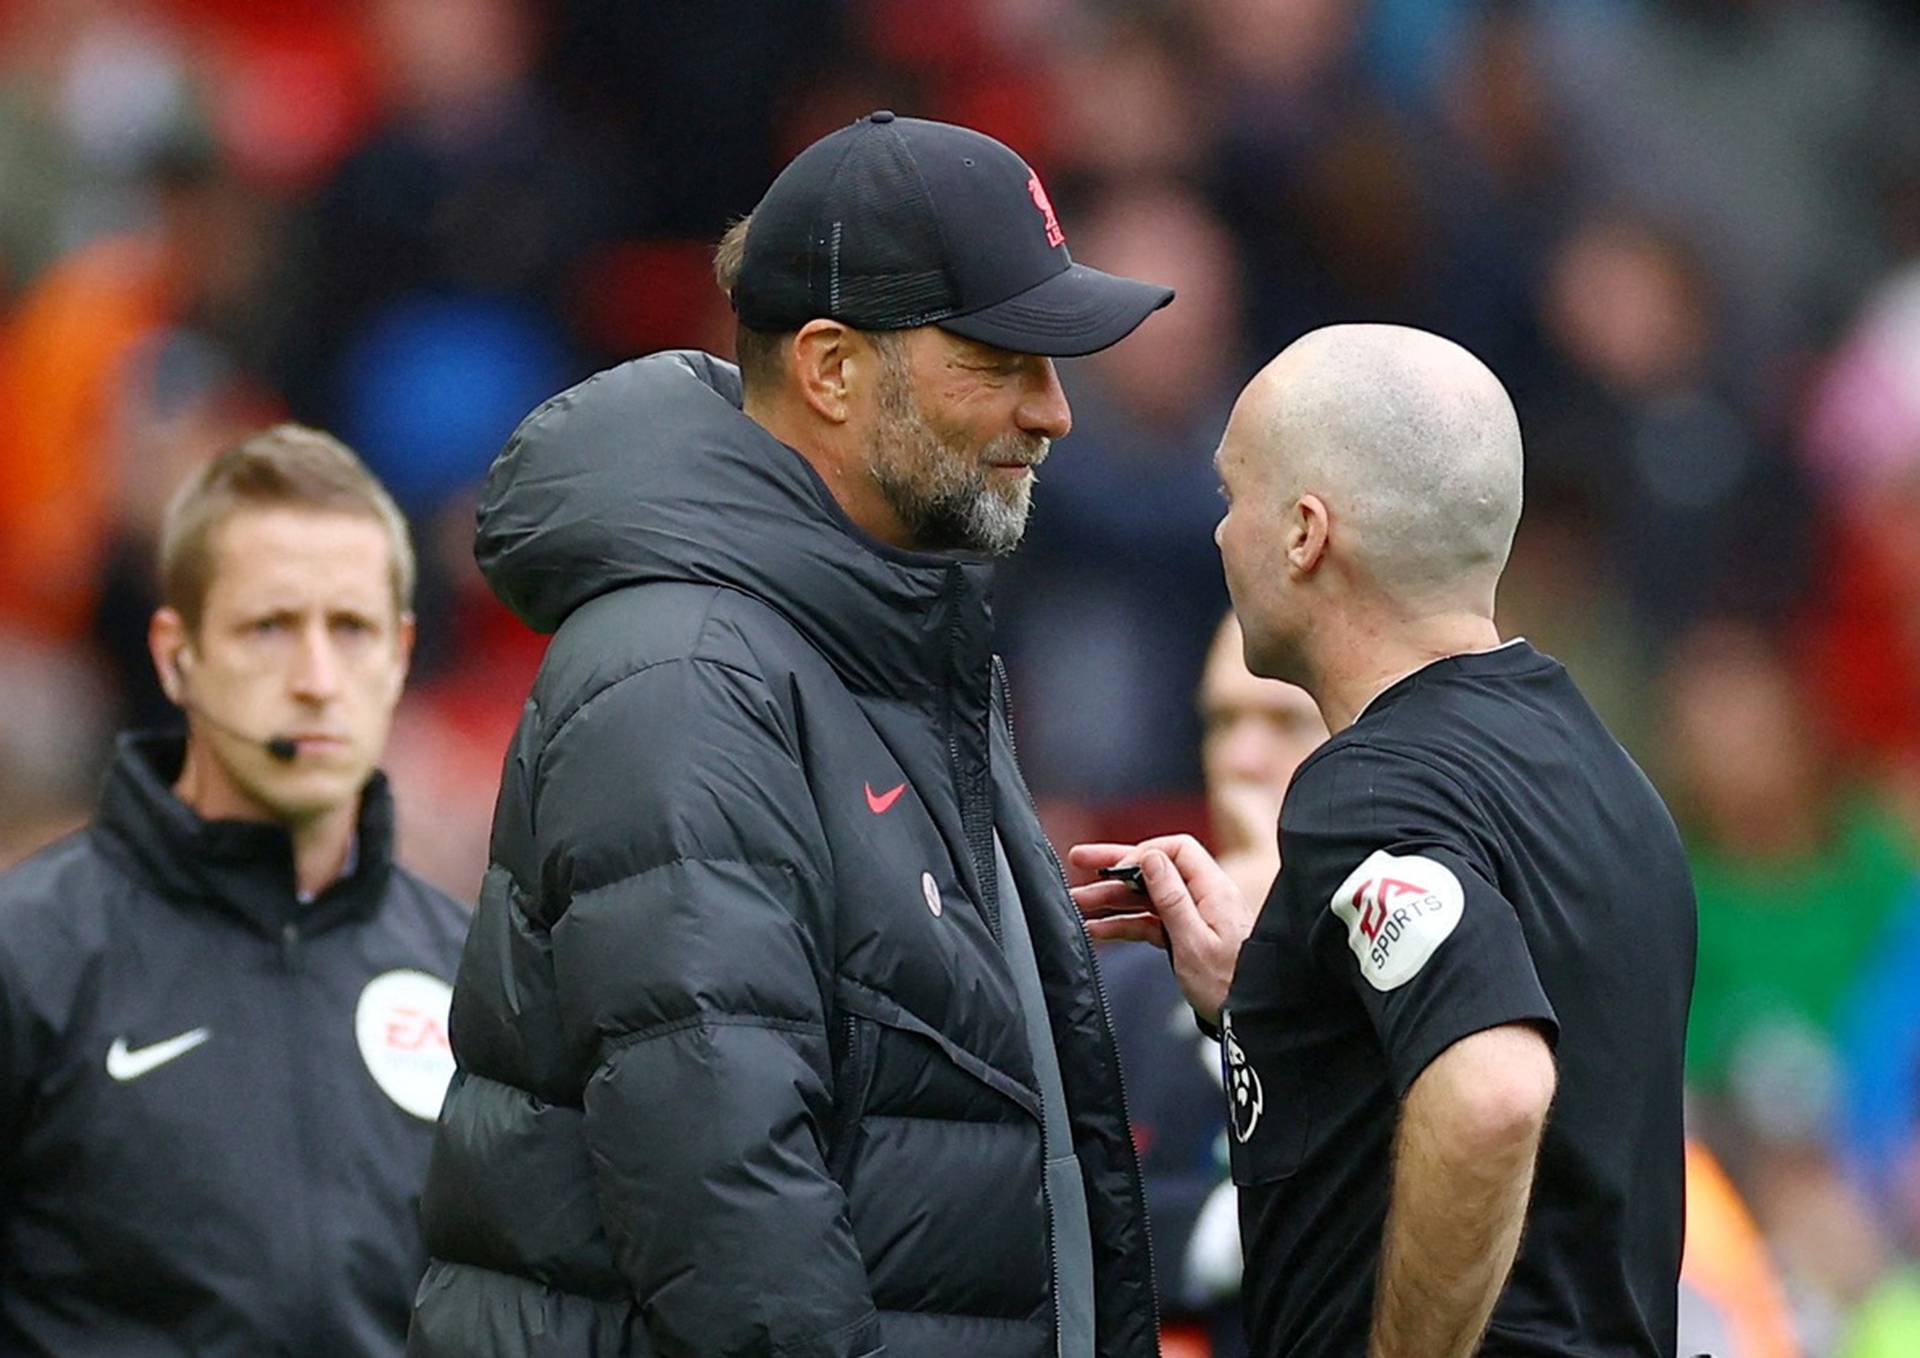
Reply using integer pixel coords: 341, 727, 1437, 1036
476, 350, 995, 694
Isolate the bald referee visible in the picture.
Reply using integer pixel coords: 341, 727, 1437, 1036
1074, 325, 1695, 1358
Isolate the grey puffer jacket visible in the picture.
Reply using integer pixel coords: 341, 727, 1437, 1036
409, 352, 1157, 1358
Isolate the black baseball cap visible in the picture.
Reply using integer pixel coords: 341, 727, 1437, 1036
731, 112, 1174, 358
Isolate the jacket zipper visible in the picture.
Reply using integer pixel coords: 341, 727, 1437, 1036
830, 1014, 861, 1180
950, 722, 998, 946
994, 655, 1162, 1349
275, 916, 322, 1349
946, 566, 1001, 945
1047, 1188, 1063, 1357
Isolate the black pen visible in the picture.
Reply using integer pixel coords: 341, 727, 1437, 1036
1097, 863, 1148, 895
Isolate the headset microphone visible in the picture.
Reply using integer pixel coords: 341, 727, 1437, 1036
171, 656, 302, 763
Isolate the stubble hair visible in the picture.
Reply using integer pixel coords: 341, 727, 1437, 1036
864, 338, 1046, 557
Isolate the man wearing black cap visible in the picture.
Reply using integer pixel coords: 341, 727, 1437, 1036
411, 114, 1173, 1358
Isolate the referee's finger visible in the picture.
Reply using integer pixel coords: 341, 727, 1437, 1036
1066, 842, 1136, 876
1085, 914, 1168, 951
1140, 848, 1210, 947
1141, 834, 1233, 901
1071, 880, 1152, 919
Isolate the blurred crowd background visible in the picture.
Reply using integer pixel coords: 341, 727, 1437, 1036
3, 0, 1920, 1351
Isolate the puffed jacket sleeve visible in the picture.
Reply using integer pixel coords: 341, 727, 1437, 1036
531, 654, 880, 1358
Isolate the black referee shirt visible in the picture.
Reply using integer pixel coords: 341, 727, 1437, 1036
1224, 641, 1693, 1357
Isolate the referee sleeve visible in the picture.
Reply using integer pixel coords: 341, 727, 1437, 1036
1289, 744, 1559, 1096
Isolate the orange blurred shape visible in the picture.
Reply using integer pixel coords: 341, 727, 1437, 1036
0, 238, 175, 639
1683, 1140, 1802, 1358
1159, 1324, 1211, 1358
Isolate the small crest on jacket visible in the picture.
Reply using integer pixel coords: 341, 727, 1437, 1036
355, 970, 455, 1120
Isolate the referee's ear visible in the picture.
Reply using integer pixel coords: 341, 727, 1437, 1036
1286, 493, 1330, 578
150, 606, 190, 707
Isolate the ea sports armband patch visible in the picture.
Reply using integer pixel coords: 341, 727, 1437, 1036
1329, 850, 1465, 991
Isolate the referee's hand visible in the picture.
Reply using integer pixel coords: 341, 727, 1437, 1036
1068, 835, 1254, 1026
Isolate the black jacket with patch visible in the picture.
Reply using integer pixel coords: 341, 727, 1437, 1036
0, 734, 470, 1356
410, 352, 1157, 1358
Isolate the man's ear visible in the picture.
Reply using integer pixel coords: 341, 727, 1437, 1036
792, 320, 855, 424
1287, 494, 1331, 578
391, 613, 417, 702
150, 607, 191, 705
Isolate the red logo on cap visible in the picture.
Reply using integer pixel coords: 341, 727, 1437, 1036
1027, 173, 1065, 249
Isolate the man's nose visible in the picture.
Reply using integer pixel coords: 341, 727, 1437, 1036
289, 623, 342, 702
1017, 358, 1072, 441
1218, 720, 1275, 780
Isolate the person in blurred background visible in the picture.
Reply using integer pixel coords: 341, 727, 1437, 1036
413, 113, 1172, 1358
1533, 0, 1914, 360
1531, 212, 1808, 649
0, 141, 273, 657
1666, 609, 1914, 1354
1799, 261, 1920, 831
0, 425, 468, 1356
1100, 613, 1325, 1358
1192, 616, 1331, 909
1667, 621, 1917, 1120
1076, 324, 1693, 1358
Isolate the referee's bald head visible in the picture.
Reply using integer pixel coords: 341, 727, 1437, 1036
1213, 322, 1528, 683
1239, 325, 1521, 602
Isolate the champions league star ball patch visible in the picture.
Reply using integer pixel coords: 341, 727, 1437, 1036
355, 970, 456, 1120
1329, 851, 1465, 992
1221, 1010, 1265, 1144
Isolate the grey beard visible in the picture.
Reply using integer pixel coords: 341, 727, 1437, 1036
870, 435, 1040, 556
867, 365, 1046, 556
958, 465, 1036, 557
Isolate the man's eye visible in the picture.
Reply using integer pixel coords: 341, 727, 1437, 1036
250, 617, 286, 634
